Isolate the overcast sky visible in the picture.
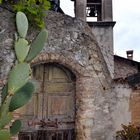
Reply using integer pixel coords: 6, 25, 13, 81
60, 0, 140, 62
113, 0, 140, 61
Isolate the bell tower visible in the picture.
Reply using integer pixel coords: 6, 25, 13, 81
72, 0, 115, 78
73, 0, 113, 22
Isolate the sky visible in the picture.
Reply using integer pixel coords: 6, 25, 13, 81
113, 0, 140, 61
60, 0, 140, 62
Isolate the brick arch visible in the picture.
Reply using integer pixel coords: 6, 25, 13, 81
30, 52, 94, 140
31, 52, 90, 77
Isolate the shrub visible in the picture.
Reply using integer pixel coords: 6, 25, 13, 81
116, 123, 140, 140
0, 0, 51, 28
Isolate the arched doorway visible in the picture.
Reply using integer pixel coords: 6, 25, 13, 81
18, 63, 76, 140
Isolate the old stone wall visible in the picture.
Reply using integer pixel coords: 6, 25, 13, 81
111, 81, 132, 131
31, 11, 115, 140
0, 9, 15, 97
130, 89, 140, 125
111, 81, 140, 132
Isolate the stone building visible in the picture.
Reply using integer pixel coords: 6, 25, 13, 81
0, 0, 140, 140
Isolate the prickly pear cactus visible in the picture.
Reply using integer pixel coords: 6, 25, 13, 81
15, 38, 29, 62
26, 29, 48, 62
0, 11, 48, 139
16, 11, 28, 38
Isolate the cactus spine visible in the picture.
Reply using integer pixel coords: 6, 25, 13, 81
0, 11, 48, 139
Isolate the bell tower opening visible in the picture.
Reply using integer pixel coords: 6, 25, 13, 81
86, 0, 102, 21
70, 0, 113, 22
51, 0, 113, 23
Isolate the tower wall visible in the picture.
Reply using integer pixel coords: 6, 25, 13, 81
75, 0, 87, 21
75, 0, 115, 78
102, 0, 113, 21
89, 22, 115, 78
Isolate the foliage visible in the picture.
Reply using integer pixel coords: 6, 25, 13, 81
0, 0, 51, 28
116, 123, 140, 140
0, 11, 48, 139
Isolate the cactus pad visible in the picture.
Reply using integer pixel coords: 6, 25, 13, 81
1, 83, 8, 104
16, 12, 28, 38
0, 96, 12, 119
9, 82, 34, 111
15, 39, 29, 62
0, 112, 12, 129
10, 120, 22, 136
0, 129, 10, 140
26, 29, 48, 62
8, 63, 30, 93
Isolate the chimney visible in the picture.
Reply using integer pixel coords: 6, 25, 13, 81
126, 50, 133, 60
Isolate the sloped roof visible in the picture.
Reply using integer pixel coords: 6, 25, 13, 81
114, 55, 140, 71
114, 55, 140, 88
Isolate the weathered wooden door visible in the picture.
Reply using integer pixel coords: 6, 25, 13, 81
18, 63, 76, 140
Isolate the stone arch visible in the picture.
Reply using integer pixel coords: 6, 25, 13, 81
30, 52, 94, 140
31, 52, 91, 78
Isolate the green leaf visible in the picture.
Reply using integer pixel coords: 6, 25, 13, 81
8, 63, 30, 93
16, 11, 28, 38
0, 113, 12, 129
15, 38, 29, 62
26, 29, 48, 62
10, 120, 22, 136
0, 129, 10, 140
9, 82, 34, 111
1, 83, 8, 104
